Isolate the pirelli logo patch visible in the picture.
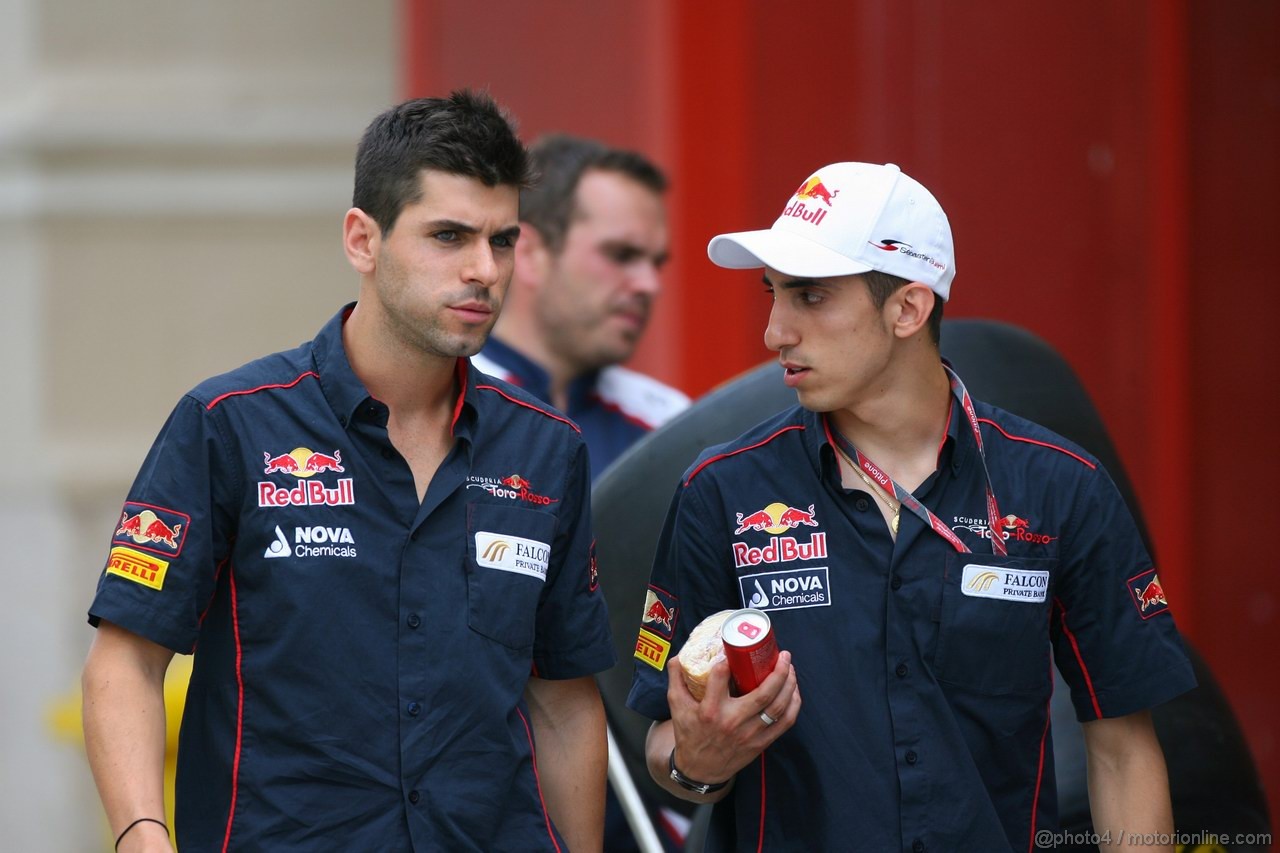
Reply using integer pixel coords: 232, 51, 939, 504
106, 546, 170, 590
634, 629, 670, 671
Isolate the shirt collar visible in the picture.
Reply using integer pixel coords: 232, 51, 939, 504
312, 303, 370, 427
479, 337, 601, 412
312, 302, 479, 439
800, 382, 970, 487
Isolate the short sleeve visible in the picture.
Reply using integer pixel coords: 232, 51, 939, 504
87, 395, 238, 653
626, 475, 739, 721
531, 439, 615, 678
1050, 465, 1196, 720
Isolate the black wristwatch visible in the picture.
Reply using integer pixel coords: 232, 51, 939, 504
668, 748, 729, 795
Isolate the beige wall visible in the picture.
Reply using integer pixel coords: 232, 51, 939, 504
0, 1, 396, 847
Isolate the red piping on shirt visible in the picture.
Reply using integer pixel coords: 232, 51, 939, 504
516, 707, 563, 853
757, 751, 767, 853
451, 359, 468, 434
206, 371, 318, 411
476, 384, 581, 433
977, 418, 1097, 470
196, 556, 233, 631
1026, 656, 1054, 852
685, 426, 805, 486
1055, 596, 1103, 718
221, 565, 244, 853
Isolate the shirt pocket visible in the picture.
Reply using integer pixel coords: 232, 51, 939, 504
933, 553, 1056, 696
465, 502, 559, 650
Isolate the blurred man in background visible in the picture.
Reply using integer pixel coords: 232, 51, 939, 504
474, 135, 690, 851
474, 134, 688, 477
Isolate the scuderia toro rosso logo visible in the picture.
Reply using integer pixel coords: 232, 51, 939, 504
466, 473, 559, 506
951, 514, 1057, 546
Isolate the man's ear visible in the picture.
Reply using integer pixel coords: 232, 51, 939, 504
343, 208, 381, 276
889, 282, 936, 340
513, 223, 553, 291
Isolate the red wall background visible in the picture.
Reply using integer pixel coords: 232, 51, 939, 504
406, 0, 1280, 830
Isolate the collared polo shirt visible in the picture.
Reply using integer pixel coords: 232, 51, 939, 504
627, 397, 1194, 853
473, 337, 689, 476
89, 304, 615, 852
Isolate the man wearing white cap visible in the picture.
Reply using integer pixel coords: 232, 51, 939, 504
627, 163, 1193, 851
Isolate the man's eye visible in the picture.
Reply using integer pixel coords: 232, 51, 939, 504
608, 247, 643, 264
434, 230, 458, 243
492, 234, 515, 249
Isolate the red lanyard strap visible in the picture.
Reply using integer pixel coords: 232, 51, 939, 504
827, 365, 1007, 556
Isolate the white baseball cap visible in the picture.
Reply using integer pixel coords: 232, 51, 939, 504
707, 162, 956, 300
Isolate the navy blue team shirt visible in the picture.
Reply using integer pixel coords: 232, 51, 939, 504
89, 304, 615, 852
473, 337, 688, 477
627, 393, 1195, 853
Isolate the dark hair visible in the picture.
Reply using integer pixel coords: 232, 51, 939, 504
520, 134, 667, 252
862, 270, 944, 345
353, 90, 533, 236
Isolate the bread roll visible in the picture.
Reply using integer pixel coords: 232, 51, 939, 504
678, 610, 734, 700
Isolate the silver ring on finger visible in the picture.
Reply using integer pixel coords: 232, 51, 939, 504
759, 710, 776, 726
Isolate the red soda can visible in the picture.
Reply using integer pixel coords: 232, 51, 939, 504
721, 608, 780, 695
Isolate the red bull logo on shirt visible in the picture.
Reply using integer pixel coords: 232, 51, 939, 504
259, 447, 355, 507
1127, 568, 1171, 619
113, 503, 191, 557
263, 448, 345, 477
641, 585, 679, 638
734, 502, 820, 536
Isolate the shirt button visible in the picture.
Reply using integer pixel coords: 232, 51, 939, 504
411, 530, 420, 541
407, 701, 421, 716
905, 750, 918, 765
890, 576, 902, 590
408, 790, 420, 804
912, 840, 925, 853
407, 613, 421, 629
854, 497, 870, 512
895, 663, 908, 678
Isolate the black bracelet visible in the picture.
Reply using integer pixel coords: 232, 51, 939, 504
115, 817, 168, 851
668, 747, 729, 795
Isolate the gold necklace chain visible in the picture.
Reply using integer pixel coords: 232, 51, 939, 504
837, 447, 901, 535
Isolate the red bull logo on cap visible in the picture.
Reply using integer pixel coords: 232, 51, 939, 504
1127, 568, 1171, 619
113, 502, 191, 557
734, 502, 820, 536
795, 175, 840, 206
641, 585, 679, 638
780, 175, 839, 226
